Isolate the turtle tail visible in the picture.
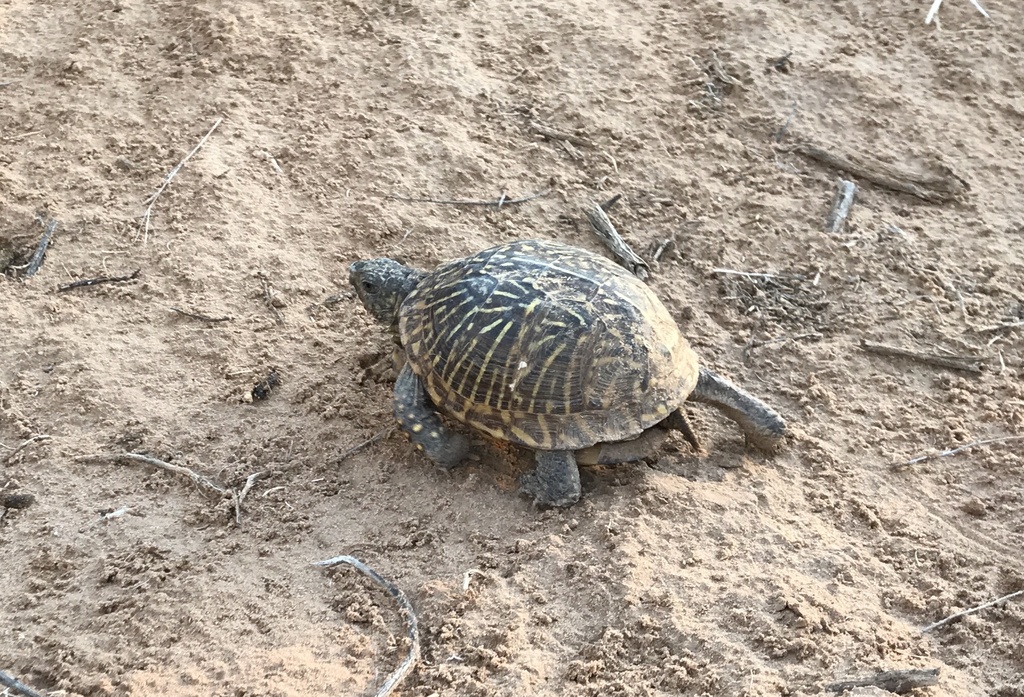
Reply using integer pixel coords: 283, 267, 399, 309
689, 367, 788, 451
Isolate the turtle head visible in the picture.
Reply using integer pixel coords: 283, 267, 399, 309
349, 257, 424, 327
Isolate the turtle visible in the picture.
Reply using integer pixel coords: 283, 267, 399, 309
349, 239, 787, 507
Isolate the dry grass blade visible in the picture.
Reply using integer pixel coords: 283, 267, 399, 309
893, 435, 1024, 468
57, 269, 141, 292
315, 555, 420, 697
170, 307, 232, 323
139, 117, 223, 243
385, 189, 550, 207
921, 589, 1023, 632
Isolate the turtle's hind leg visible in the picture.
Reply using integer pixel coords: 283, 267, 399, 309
394, 364, 470, 469
690, 367, 788, 450
518, 451, 581, 508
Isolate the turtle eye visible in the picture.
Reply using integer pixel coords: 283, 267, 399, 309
361, 280, 376, 293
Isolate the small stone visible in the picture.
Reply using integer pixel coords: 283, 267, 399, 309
962, 498, 987, 517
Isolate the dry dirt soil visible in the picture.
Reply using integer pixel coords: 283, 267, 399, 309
2, 0, 1023, 695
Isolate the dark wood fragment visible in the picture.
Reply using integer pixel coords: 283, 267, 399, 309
584, 200, 650, 280
57, 269, 140, 292
826, 667, 940, 694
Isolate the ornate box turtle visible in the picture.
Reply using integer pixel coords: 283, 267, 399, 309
350, 239, 787, 507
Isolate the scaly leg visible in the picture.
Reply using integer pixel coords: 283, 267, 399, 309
690, 367, 788, 450
518, 450, 581, 507
393, 364, 469, 469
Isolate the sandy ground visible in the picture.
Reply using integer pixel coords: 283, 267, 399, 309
2, 0, 1023, 695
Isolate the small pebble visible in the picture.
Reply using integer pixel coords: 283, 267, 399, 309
962, 498, 988, 518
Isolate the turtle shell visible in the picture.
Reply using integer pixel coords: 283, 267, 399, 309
398, 239, 699, 450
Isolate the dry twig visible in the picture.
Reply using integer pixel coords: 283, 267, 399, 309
921, 589, 1023, 632
825, 179, 857, 234
584, 200, 650, 280
826, 667, 940, 694
528, 121, 594, 148
57, 269, 140, 292
860, 340, 982, 374
711, 268, 796, 280
170, 307, 232, 323
139, 117, 223, 243
742, 333, 823, 361
233, 471, 263, 524
893, 435, 1024, 469
709, 51, 739, 86
651, 238, 674, 262
7, 219, 58, 278
0, 669, 45, 697
258, 273, 284, 325
81, 453, 268, 522
1, 435, 51, 465
385, 189, 550, 207
792, 142, 966, 203
598, 193, 622, 212
315, 555, 420, 697
80, 453, 228, 495
462, 569, 486, 592
337, 427, 395, 463
975, 318, 1024, 333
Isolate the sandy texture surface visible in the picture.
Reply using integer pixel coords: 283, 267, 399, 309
2, 0, 1023, 695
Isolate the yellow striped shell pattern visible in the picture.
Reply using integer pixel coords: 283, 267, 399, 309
398, 240, 700, 451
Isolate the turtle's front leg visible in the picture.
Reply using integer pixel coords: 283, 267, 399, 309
394, 364, 469, 469
518, 450, 581, 508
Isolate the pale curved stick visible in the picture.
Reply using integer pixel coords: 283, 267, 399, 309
314, 555, 420, 697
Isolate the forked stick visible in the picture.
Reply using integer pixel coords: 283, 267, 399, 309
926, 0, 989, 24
1, 435, 51, 465
315, 555, 420, 697
79, 452, 228, 495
